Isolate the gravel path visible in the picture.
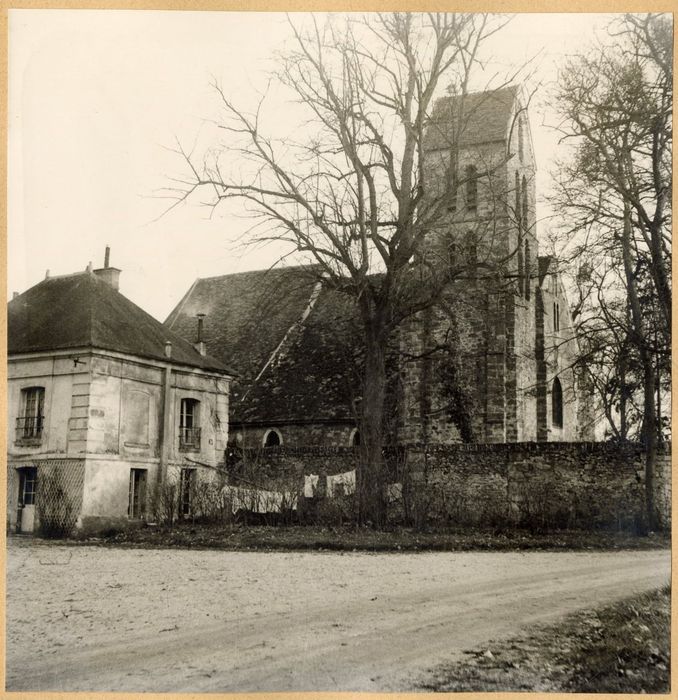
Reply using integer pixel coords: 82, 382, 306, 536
6, 539, 670, 692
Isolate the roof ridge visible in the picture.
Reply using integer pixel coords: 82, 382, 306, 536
197, 263, 321, 282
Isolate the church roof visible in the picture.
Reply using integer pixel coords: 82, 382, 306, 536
424, 85, 520, 151
165, 266, 364, 424
8, 271, 232, 374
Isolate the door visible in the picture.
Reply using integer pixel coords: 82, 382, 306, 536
17, 467, 38, 533
128, 469, 148, 519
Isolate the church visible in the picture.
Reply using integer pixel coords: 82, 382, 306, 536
165, 86, 594, 450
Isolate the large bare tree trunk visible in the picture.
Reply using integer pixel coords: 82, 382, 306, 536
357, 326, 388, 526
621, 203, 659, 530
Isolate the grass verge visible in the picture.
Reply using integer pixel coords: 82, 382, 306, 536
61, 523, 672, 552
418, 586, 671, 693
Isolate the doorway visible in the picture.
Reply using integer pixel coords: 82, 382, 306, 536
128, 468, 148, 520
16, 467, 38, 533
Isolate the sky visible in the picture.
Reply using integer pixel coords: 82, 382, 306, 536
8, 10, 622, 320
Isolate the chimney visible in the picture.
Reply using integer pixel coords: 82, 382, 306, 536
93, 245, 121, 291
12, 292, 18, 300
194, 313, 207, 356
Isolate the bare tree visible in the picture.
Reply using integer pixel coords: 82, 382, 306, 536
550, 13, 671, 529
166, 13, 514, 524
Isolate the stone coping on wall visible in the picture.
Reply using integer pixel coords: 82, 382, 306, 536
230, 441, 670, 458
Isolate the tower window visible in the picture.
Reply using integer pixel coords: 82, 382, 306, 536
465, 165, 477, 211
466, 233, 478, 281
553, 301, 560, 332
518, 118, 524, 161
522, 175, 528, 228
524, 241, 531, 300
552, 377, 563, 428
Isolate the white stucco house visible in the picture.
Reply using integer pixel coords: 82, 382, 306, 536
7, 254, 234, 535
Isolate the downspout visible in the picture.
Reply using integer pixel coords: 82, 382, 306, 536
158, 342, 173, 490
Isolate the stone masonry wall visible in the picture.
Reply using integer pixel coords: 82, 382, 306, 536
232, 442, 671, 530
405, 442, 671, 529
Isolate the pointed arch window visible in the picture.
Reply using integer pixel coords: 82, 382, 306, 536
552, 378, 563, 428
522, 175, 528, 228
465, 165, 478, 211
524, 240, 531, 300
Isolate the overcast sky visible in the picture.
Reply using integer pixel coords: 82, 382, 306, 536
8, 10, 621, 320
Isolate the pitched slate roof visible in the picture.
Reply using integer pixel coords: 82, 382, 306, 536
8, 271, 232, 373
165, 267, 365, 424
424, 85, 520, 151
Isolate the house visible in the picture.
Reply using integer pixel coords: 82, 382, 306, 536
165, 86, 593, 449
6, 253, 234, 535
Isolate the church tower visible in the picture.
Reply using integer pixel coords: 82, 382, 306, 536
399, 86, 540, 443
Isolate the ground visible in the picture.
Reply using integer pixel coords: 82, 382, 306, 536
6, 538, 670, 692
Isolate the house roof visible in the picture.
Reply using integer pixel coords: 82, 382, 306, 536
424, 85, 520, 151
165, 266, 364, 424
8, 271, 232, 374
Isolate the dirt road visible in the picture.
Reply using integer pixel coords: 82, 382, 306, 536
6, 540, 670, 692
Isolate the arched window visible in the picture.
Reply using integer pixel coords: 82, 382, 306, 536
465, 165, 477, 211
349, 428, 361, 447
552, 378, 563, 428
524, 241, 531, 301
263, 429, 282, 447
522, 175, 528, 228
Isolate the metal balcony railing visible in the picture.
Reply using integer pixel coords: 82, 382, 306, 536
179, 427, 201, 452
16, 415, 43, 442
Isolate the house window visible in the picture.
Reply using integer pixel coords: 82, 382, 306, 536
350, 428, 361, 447
17, 387, 45, 443
465, 165, 477, 211
179, 398, 201, 452
553, 301, 560, 332
18, 467, 38, 506
179, 468, 196, 517
552, 378, 563, 429
128, 468, 147, 519
263, 429, 282, 447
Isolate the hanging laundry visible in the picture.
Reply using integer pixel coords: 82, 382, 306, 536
304, 474, 320, 498
326, 470, 356, 497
